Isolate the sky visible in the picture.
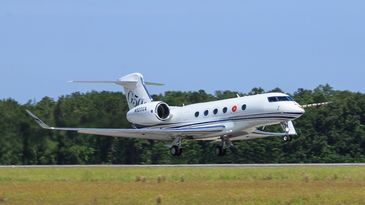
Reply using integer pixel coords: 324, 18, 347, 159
1, 0, 364, 103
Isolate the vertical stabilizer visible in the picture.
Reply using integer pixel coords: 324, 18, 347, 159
116, 73, 153, 109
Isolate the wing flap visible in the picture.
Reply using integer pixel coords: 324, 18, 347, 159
230, 130, 291, 141
77, 126, 225, 140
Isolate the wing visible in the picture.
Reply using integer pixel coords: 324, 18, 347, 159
301, 102, 330, 108
26, 110, 225, 141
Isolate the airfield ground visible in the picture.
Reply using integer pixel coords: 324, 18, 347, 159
0, 165, 364, 205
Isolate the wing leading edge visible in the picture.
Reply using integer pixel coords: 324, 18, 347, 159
26, 110, 225, 141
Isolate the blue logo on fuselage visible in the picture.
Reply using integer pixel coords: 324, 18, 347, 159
127, 91, 146, 107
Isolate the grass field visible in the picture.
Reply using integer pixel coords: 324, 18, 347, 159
0, 165, 364, 205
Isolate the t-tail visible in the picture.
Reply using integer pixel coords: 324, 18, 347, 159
71, 73, 163, 109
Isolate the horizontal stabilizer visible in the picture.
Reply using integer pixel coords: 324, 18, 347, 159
69, 80, 164, 86
69, 80, 118, 84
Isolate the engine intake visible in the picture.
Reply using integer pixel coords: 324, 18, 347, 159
156, 102, 170, 120
127, 101, 171, 125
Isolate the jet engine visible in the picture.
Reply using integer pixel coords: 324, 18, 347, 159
126, 101, 171, 126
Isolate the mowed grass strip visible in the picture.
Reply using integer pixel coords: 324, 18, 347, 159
0, 166, 364, 205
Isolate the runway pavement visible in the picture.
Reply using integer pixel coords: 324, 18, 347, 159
0, 163, 365, 168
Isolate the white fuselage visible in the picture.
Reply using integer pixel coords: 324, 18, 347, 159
128, 92, 305, 140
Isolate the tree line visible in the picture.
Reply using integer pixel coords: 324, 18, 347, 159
0, 84, 364, 164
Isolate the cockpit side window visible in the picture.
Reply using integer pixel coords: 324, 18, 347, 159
287, 96, 294, 101
277, 96, 289, 101
268, 96, 294, 102
268, 97, 278, 102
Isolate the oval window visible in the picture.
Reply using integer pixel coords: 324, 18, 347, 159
213, 108, 218, 115
195, 111, 199, 117
223, 107, 228, 113
241, 104, 246, 111
204, 110, 209, 116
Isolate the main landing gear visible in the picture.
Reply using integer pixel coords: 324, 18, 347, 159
169, 136, 235, 157
215, 145, 226, 156
170, 137, 183, 156
216, 137, 234, 156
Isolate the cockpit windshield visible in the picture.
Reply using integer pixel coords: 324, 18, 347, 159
268, 96, 294, 102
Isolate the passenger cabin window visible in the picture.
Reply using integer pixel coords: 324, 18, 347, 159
223, 107, 228, 113
268, 96, 294, 102
241, 104, 246, 111
195, 111, 199, 117
204, 110, 209, 116
213, 108, 218, 115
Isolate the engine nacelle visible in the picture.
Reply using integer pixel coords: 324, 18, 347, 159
126, 101, 171, 126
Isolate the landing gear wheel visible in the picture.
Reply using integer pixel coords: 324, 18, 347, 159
215, 146, 226, 156
283, 135, 292, 142
170, 146, 183, 156
177, 148, 183, 156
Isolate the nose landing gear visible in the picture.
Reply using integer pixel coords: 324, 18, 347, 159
283, 135, 293, 142
281, 121, 295, 142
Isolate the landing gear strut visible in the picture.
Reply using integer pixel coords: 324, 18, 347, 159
170, 137, 183, 156
281, 121, 293, 142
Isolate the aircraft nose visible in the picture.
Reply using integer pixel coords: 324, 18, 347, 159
295, 104, 305, 115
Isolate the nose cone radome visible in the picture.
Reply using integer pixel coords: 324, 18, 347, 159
287, 102, 305, 118
295, 105, 305, 116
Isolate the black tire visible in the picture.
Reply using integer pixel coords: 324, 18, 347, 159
177, 148, 183, 156
170, 146, 182, 156
283, 136, 289, 142
283, 135, 292, 142
170, 146, 178, 156
215, 146, 221, 156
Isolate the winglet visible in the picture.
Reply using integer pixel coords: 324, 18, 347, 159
69, 80, 164, 86
25, 110, 52, 129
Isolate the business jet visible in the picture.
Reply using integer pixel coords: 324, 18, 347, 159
27, 73, 325, 156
